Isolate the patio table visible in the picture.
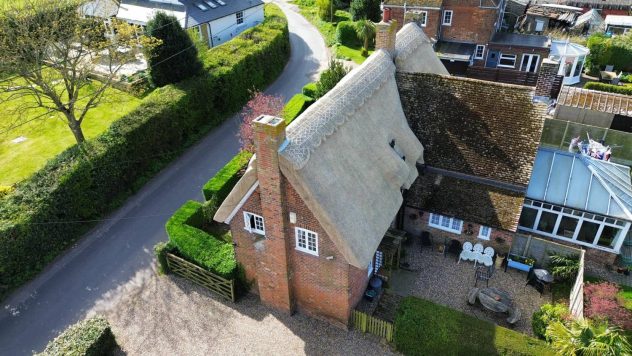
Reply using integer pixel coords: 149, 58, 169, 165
600, 71, 617, 83
534, 269, 554, 283
468, 287, 521, 324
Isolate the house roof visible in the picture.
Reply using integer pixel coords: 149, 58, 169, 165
396, 73, 547, 188
527, 148, 632, 220
434, 41, 477, 62
573, 9, 603, 29
396, 24, 450, 73
605, 15, 632, 27
116, 0, 262, 28
491, 32, 550, 48
382, 0, 443, 8
550, 40, 590, 57
526, 4, 581, 23
406, 169, 526, 231
215, 23, 448, 269
557, 86, 632, 117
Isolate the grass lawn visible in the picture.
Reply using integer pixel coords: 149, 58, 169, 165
394, 297, 554, 356
0, 82, 141, 185
292, 0, 351, 46
335, 44, 374, 64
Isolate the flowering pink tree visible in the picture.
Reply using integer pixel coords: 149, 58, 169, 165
238, 91, 284, 152
584, 282, 632, 330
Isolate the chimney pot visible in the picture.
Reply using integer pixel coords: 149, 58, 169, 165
383, 7, 391, 22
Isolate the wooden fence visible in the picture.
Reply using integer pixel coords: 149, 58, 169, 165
568, 250, 585, 319
351, 310, 394, 342
166, 253, 235, 302
466, 67, 539, 86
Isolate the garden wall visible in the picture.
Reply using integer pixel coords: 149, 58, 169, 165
0, 4, 289, 300
510, 234, 582, 267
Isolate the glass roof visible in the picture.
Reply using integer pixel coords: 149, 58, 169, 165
527, 148, 632, 220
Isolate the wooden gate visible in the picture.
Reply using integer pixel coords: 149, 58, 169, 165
351, 310, 394, 342
166, 253, 235, 302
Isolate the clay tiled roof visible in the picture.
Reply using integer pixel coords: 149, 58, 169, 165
396, 73, 546, 187
557, 86, 632, 117
383, 0, 443, 7
406, 171, 526, 231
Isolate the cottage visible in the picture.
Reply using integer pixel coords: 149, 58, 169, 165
517, 4, 582, 34
605, 15, 632, 35
115, 0, 264, 47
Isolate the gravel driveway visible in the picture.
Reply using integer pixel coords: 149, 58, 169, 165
88, 266, 397, 355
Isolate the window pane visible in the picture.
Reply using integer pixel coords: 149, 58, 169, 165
555, 216, 578, 238
431, 214, 440, 225
451, 219, 461, 230
598, 226, 620, 248
576, 221, 600, 244
537, 211, 558, 234
573, 60, 583, 77
441, 216, 450, 227
519, 207, 538, 229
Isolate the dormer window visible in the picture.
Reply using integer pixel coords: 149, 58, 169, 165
244, 212, 265, 235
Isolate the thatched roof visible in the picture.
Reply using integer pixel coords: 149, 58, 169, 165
395, 23, 450, 74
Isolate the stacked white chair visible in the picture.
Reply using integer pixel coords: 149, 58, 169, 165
472, 243, 484, 266
458, 241, 473, 264
478, 246, 495, 267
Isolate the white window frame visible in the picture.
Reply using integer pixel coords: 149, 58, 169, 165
243, 211, 265, 235
474, 45, 485, 59
428, 213, 463, 234
295, 227, 318, 256
419, 10, 428, 27
535, 19, 544, 32
442, 10, 453, 26
497, 53, 517, 68
478, 226, 492, 240
520, 54, 540, 73
236, 11, 244, 25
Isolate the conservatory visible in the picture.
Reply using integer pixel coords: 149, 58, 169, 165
549, 40, 590, 85
518, 148, 632, 253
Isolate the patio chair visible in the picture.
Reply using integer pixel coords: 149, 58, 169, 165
525, 268, 546, 296
458, 241, 473, 264
444, 238, 462, 261
474, 265, 494, 287
605, 65, 614, 72
477, 246, 495, 267
472, 243, 484, 266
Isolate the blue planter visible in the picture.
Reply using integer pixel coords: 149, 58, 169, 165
507, 259, 532, 272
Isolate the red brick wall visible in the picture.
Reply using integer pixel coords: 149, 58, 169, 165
230, 178, 369, 326
473, 43, 550, 70
403, 206, 514, 255
385, 6, 442, 40
440, 4, 498, 43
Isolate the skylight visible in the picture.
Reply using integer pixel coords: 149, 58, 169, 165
216, 0, 226, 6
194, 2, 209, 10
204, 0, 218, 8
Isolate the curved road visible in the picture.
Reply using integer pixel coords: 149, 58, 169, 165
0, 2, 327, 354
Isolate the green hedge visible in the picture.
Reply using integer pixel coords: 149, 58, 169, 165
586, 33, 632, 73
165, 201, 237, 279
202, 151, 253, 203
154, 240, 177, 275
394, 297, 554, 356
302, 82, 318, 97
584, 81, 632, 96
0, 4, 289, 300
335, 21, 361, 47
38, 316, 117, 356
282, 93, 315, 123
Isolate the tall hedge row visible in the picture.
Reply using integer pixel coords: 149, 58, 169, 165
0, 4, 289, 300
202, 151, 253, 203
584, 81, 632, 96
38, 316, 117, 356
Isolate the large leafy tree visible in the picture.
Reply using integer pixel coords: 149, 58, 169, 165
238, 91, 284, 152
350, 0, 381, 22
545, 319, 632, 356
0, 0, 153, 144
145, 12, 202, 87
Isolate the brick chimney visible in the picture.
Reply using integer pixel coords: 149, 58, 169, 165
252, 115, 293, 314
376, 8, 397, 53
534, 58, 561, 102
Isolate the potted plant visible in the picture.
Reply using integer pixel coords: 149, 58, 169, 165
495, 252, 507, 269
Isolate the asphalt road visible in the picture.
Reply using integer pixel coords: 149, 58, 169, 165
0, 3, 327, 354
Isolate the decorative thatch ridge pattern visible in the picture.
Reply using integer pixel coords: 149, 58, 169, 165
395, 23, 429, 62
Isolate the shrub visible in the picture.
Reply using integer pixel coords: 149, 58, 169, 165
548, 253, 580, 281
546, 319, 631, 356
282, 93, 315, 123
621, 73, 632, 83
0, 4, 289, 301
316, 0, 333, 20
38, 316, 117, 356
335, 21, 361, 46
145, 12, 203, 87
350, 0, 381, 21
154, 240, 177, 275
0, 185, 13, 198
584, 282, 632, 330
394, 297, 554, 355
586, 32, 632, 73
302, 82, 318, 97
314, 59, 349, 98
531, 303, 569, 340
584, 82, 632, 96
166, 201, 237, 279
202, 151, 253, 203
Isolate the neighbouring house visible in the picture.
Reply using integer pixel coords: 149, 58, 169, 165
517, 4, 582, 34
533, 0, 632, 18
518, 148, 632, 265
213, 16, 555, 324
549, 40, 589, 85
115, 0, 264, 47
555, 86, 632, 132
503, 0, 529, 30
605, 15, 632, 35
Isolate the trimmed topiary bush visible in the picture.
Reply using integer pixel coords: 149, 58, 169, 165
584, 81, 632, 96
38, 316, 117, 356
302, 82, 318, 97
0, 3, 289, 301
335, 21, 361, 47
154, 240, 177, 275
202, 151, 253, 203
282, 93, 315, 123
531, 303, 569, 340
